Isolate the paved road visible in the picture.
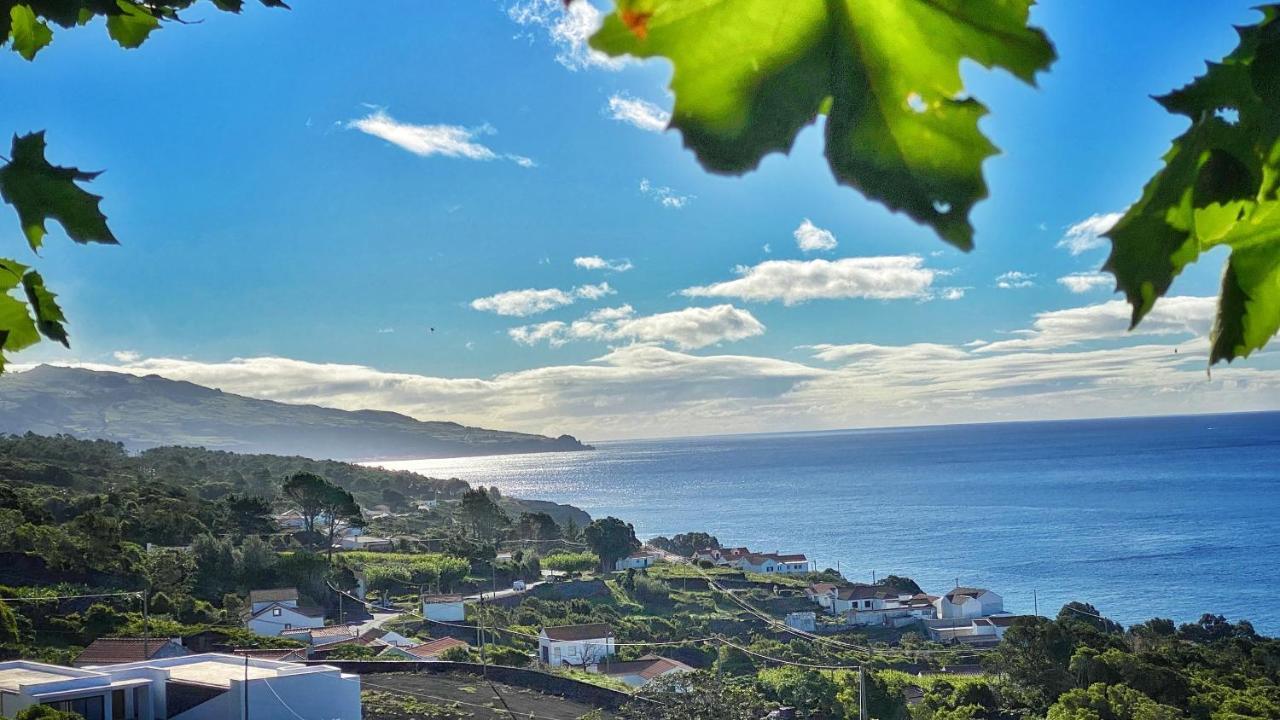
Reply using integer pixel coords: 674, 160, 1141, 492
465, 580, 547, 603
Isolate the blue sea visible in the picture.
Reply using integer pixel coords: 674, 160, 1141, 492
377, 412, 1280, 634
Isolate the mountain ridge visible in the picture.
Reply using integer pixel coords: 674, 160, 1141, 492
0, 364, 592, 461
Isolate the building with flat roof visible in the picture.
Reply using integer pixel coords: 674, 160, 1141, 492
0, 653, 361, 720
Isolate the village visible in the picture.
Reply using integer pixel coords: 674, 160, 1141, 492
0, 519, 1025, 720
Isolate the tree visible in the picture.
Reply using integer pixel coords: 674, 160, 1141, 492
516, 512, 560, 542
583, 517, 639, 573
650, 531, 718, 557
140, 548, 197, 599
983, 616, 1075, 712
1047, 683, 1184, 720
542, 552, 599, 575
0, 600, 18, 646
220, 494, 274, 537
459, 488, 510, 540
619, 671, 773, 720
321, 485, 362, 561
756, 667, 842, 719
282, 472, 329, 535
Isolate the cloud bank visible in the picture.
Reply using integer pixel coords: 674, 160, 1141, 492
510, 304, 764, 350
682, 257, 937, 305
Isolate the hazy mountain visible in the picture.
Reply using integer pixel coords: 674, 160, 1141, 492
0, 365, 591, 461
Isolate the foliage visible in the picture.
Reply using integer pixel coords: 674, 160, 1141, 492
1105, 7, 1280, 364
1046, 682, 1184, 720
514, 511, 560, 541
459, 488, 510, 540
649, 531, 718, 557
0, 1, 287, 371
360, 690, 469, 720
542, 551, 599, 575
756, 667, 843, 718
326, 644, 382, 660
584, 516, 639, 573
619, 670, 774, 720
14, 706, 83, 720
0, 599, 17, 646
983, 615, 1075, 712
590, 0, 1053, 250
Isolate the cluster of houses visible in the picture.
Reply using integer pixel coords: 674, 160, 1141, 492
692, 547, 812, 574
803, 581, 1028, 645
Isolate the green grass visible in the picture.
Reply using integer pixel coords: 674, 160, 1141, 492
553, 667, 633, 693
877, 669, 993, 690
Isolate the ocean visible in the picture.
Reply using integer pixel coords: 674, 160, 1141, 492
375, 412, 1280, 634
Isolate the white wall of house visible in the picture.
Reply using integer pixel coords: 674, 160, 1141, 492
246, 604, 324, 637
537, 636, 615, 668
421, 600, 466, 623
172, 669, 360, 720
935, 590, 1003, 619
615, 555, 656, 571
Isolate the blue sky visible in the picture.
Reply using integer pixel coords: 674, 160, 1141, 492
5, 0, 1279, 440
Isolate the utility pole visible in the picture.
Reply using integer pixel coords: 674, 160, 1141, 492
859, 665, 867, 720
1033, 589, 1038, 617
142, 593, 150, 660
243, 654, 250, 720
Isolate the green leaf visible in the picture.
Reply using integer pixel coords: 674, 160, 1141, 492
0, 261, 40, 369
589, 0, 1054, 249
0, 131, 118, 250
106, 0, 159, 49
10, 5, 54, 60
22, 269, 69, 347
1104, 6, 1280, 364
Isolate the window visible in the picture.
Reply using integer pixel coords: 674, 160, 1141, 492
112, 689, 125, 720
272, 607, 282, 616
46, 695, 105, 720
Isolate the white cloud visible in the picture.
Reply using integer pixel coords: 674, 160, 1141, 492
1058, 212, 1123, 255
507, 0, 622, 71
1058, 271, 1113, 294
938, 287, 968, 301
574, 256, 633, 273
977, 296, 1216, 353
573, 282, 615, 300
113, 350, 140, 363
347, 110, 533, 167
605, 94, 670, 133
793, 219, 838, 253
471, 288, 575, 317
376, 328, 395, 335
511, 304, 764, 350
682, 257, 937, 305
995, 271, 1036, 289
639, 178, 693, 209
471, 283, 615, 317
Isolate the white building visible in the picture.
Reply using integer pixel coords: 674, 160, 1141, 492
785, 612, 817, 632
599, 656, 692, 688
0, 654, 360, 720
928, 615, 1025, 644
615, 552, 658, 571
934, 587, 1004, 619
337, 536, 394, 551
734, 552, 810, 574
244, 588, 325, 637
538, 624, 615, 668
421, 594, 467, 623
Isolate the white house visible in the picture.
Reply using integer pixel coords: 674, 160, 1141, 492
378, 637, 470, 660
734, 553, 810, 574
337, 536, 394, 552
599, 656, 692, 688
244, 588, 325, 637
928, 614, 1025, 644
692, 547, 750, 566
805, 583, 839, 610
538, 624, 615, 668
934, 587, 1004, 619
615, 552, 658, 571
421, 594, 467, 623
0, 654, 360, 720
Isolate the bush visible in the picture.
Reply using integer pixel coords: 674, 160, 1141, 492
542, 552, 599, 574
